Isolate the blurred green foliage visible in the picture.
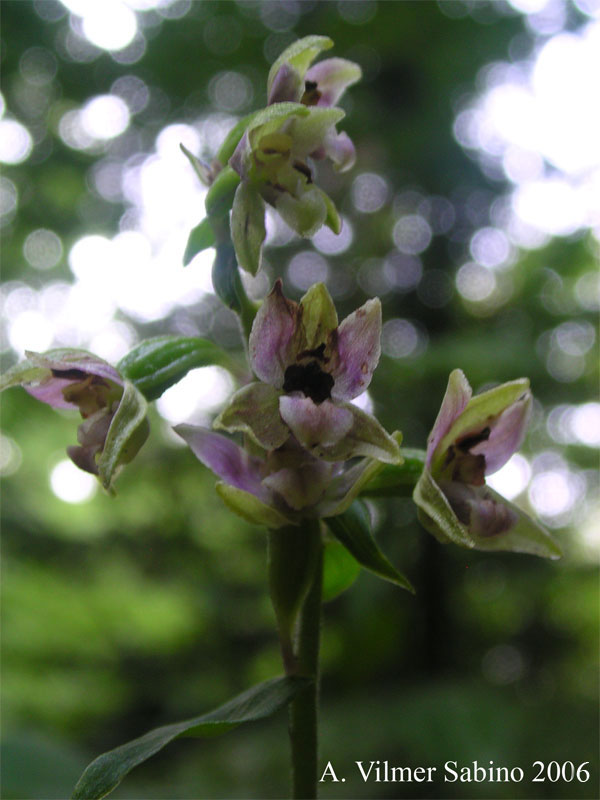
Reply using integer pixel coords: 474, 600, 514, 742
1, 1, 598, 798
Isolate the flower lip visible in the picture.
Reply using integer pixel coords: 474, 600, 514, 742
283, 358, 334, 404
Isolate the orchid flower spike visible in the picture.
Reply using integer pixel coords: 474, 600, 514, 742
228, 36, 360, 276
1, 349, 149, 490
175, 280, 401, 528
413, 369, 561, 558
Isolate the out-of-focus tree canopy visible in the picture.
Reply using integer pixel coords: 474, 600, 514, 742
1, 1, 598, 798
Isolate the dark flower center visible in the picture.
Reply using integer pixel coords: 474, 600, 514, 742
301, 80, 322, 106
283, 360, 334, 404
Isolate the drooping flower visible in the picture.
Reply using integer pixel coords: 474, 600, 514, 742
174, 280, 401, 527
1, 349, 149, 489
413, 369, 561, 558
228, 36, 361, 275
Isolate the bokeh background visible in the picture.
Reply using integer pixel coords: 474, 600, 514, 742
1, 1, 598, 798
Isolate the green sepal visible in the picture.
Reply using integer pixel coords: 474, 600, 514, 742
183, 217, 216, 266
361, 448, 427, 497
246, 102, 310, 144
412, 469, 475, 548
299, 282, 338, 350
97, 381, 149, 491
72, 676, 311, 800
267, 35, 333, 97
214, 382, 289, 450
322, 538, 360, 602
204, 165, 240, 218
321, 188, 342, 235
215, 481, 295, 529
230, 181, 266, 275
217, 111, 260, 165
117, 336, 231, 401
0, 357, 47, 392
179, 143, 212, 186
325, 500, 414, 593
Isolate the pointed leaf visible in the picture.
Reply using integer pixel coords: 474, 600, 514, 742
231, 181, 266, 275
117, 336, 232, 401
72, 676, 311, 800
322, 539, 360, 601
97, 381, 149, 490
183, 217, 216, 266
325, 501, 414, 592
180, 143, 212, 186
215, 481, 295, 529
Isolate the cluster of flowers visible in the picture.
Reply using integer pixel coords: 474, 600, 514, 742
1, 36, 558, 560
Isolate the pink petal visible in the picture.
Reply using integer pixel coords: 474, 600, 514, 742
174, 425, 270, 503
304, 58, 362, 107
321, 129, 356, 172
249, 279, 300, 388
279, 396, 353, 450
426, 369, 472, 468
330, 298, 381, 402
471, 392, 532, 476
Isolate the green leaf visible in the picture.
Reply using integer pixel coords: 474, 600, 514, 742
267, 35, 333, 97
97, 381, 149, 490
212, 241, 243, 313
204, 165, 240, 217
183, 217, 216, 266
230, 181, 266, 275
322, 538, 360, 601
361, 448, 427, 497
72, 676, 311, 800
117, 336, 231, 401
325, 501, 414, 592
179, 143, 212, 185
215, 481, 295, 529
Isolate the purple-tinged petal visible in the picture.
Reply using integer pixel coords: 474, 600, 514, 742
229, 131, 250, 179
330, 298, 381, 402
304, 58, 362, 107
279, 396, 353, 450
321, 129, 356, 172
24, 376, 80, 410
268, 63, 303, 104
426, 369, 472, 469
471, 391, 532, 476
174, 424, 269, 502
214, 382, 289, 451
249, 279, 300, 388
266, 35, 333, 100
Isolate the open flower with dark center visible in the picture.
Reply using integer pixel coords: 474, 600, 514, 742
174, 280, 401, 527
413, 369, 561, 558
214, 280, 400, 464
1, 348, 149, 489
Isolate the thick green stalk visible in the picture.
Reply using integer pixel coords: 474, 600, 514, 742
289, 526, 323, 800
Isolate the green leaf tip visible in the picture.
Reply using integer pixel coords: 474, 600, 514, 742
72, 675, 311, 800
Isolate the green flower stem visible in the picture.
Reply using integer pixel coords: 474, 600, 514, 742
289, 528, 323, 800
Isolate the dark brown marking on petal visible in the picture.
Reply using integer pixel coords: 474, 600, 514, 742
361, 362, 368, 374
293, 160, 313, 183
283, 360, 334, 404
456, 426, 491, 453
301, 81, 322, 106
297, 342, 327, 362
51, 368, 88, 380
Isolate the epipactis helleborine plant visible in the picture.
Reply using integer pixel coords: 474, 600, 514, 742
175, 279, 401, 528
1, 349, 149, 491
413, 368, 561, 558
